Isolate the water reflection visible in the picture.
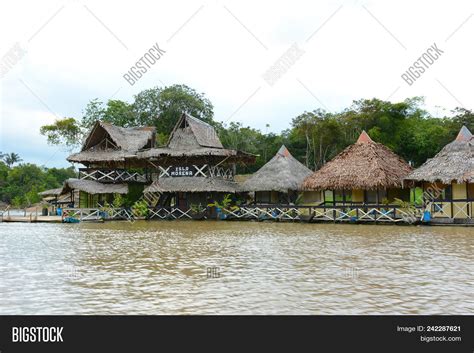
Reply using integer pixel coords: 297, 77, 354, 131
0, 221, 473, 314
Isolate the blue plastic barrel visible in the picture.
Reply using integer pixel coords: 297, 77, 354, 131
422, 211, 431, 222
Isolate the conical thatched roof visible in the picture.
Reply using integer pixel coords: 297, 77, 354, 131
144, 177, 240, 193
303, 131, 412, 190
60, 179, 128, 195
405, 126, 474, 184
68, 121, 155, 164
241, 145, 312, 192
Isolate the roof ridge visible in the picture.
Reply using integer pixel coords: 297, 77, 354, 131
456, 125, 473, 142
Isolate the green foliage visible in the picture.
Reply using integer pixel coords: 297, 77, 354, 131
208, 194, 239, 213
11, 196, 23, 208
39, 118, 82, 148
2, 152, 22, 167
190, 203, 205, 213
112, 193, 124, 208
0, 162, 75, 206
40, 84, 215, 148
131, 199, 149, 217
393, 197, 416, 213
124, 183, 144, 207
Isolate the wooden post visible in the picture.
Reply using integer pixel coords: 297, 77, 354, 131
450, 182, 454, 219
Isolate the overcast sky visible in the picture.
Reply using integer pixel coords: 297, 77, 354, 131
0, 0, 472, 168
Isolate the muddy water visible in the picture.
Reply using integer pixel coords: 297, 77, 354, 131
0, 221, 472, 314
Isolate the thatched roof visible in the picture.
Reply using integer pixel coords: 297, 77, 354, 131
39, 187, 63, 197
61, 178, 128, 195
405, 126, 474, 184
137, 146, 255, 163
67, 121, 155, 164
241, 145, 312, 192
137, 113, 256, 164
168, 113, 223, 149
144, 177, 240, 193
303, 131, 412, 190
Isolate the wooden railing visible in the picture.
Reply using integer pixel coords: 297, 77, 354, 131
146, 204, 422, 223
428, 198, 474, 219
62, 208, 134, 221
79, 168, 148, 183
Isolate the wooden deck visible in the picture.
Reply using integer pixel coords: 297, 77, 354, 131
1, 215, 63, 223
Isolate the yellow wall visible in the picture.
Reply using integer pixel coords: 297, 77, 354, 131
422, 182, 471, 219
452, 183, 468, 218
352, 189, 364, 203
271, 191, 279, 203
301, 191, 322, 205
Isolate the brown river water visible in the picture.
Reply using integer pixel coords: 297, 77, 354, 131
0, 221, 473, 314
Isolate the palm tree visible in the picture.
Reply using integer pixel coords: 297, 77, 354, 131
3, 152, 22, 167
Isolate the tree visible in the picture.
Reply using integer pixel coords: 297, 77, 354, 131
40, 84, 215, 148
0, 162, 75, 205
39, 118, 83, 149
3, 152, 22, 167
451, 107, 474, 132
133, 84, 215, 138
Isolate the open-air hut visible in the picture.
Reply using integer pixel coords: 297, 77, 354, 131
241, 145, 312, 204
404, 126, 474, 220
60, 178, 128, 208
67, 121, 156, 179
39, 187, 71, 213
140, 113, 255, 214
66, 121, 156, 209
302, 131, 412, 205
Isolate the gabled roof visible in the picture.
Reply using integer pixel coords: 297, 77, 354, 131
167, 113, 223, 149
82, 121, 155, 152
241, 145, 312, 192
68, 121, 156, 164
137, 113, 256, 164
405, 126, 474, 184
303, 131, 412, 190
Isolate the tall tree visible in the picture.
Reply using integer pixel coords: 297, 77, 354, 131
40, 84, 215, 148
3, 152, 22, 167
39, 118, 83, 149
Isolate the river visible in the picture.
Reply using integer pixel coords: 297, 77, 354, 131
0, 221, 472, 314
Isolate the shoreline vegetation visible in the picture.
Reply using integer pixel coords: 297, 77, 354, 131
1, 84, 473, 210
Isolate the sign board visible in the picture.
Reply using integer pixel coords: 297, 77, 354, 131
169, 166, 195, 177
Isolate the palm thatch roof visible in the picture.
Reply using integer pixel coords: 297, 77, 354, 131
67, 121, 155, 164
61, 178, 128, 195
137, 113, 256, 164
137, 146, 254, 162
405, 126, 474, 184
303, 131, 412, 190
168, 113, 223, 149
39, 188, 63, 197
144, 177, 240, 193
241, 145, 312, 192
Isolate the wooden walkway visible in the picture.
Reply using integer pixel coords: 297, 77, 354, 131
1, 215, 62, 223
